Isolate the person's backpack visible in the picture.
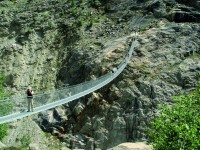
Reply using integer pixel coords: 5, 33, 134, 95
27, 89, 33, 96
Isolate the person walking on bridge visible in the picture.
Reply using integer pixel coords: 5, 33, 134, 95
26, 86, 34, 112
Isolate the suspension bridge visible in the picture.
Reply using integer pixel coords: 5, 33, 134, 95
0, 37, 136, 124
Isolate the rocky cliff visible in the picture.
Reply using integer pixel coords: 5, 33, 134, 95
0, 0, 199, 149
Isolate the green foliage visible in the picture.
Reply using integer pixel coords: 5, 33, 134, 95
44, 132, 51, 138
0, 75, 13, 117
24, 27, 33, 34
44, 132, 61, 149
86, 17, 97, 28
0, 75, 12, 140
1, 147, 24, 150
0, 124, 8, 140
43, 11, 50, 19
198, 72, 200, 76
77, 18, 84, 27
0, 77, 5, 91
87, 19, 94, 28
80, 0, 86, 3
104, 3, 111, 12
70, 0, 75, 6
148, 84, 200, 150
0, 76, 10, 98
0, 102, 13, 116
20, 135, 31, 147
71, 8, 79, 17
91, 0, 101, 8
125, 98, 132, 106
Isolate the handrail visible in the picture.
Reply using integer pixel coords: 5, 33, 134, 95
0, 36, 136, 124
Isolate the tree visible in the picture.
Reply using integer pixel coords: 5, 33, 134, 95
148, 85, 200, 150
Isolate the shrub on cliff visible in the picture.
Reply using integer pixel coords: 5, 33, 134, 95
148, 83, 200, 149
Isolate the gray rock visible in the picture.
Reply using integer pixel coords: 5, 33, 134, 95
29, 143, 39, 150
54, 107, 68, 122
108, 142, 153, 150
85, 138, 95, 150
61, 147, 71, 150
73, 102, 85, 116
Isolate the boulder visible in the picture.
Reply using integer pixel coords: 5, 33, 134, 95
108, 142, 152, 150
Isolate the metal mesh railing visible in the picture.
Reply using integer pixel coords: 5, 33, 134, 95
0, 37, 135, 123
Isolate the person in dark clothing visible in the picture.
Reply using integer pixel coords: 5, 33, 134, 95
26, 86, 34, 112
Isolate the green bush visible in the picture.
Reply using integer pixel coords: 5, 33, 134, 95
148, 85, 200, 150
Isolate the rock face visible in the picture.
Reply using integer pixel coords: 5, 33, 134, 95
2, 117, 49, 149
0, 0, 199, 149
38, 21, 200, 149
142, 0, 200, 22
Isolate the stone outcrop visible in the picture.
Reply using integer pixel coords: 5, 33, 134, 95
108, 142, 152, 150
133, 0, 200, 22
167, 4, 200, 22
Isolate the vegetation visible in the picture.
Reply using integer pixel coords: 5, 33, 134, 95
0, 123, 8, 140
0, 76, 10, 98
45, 132, 61, 149
148, 77, 200, 150
0, 75, 12, 140
2, 147, 24, 150
20, 135, 31, 148
0, 0, 102, 27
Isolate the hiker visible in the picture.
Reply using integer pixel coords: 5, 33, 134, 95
26, 86, 34, 112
